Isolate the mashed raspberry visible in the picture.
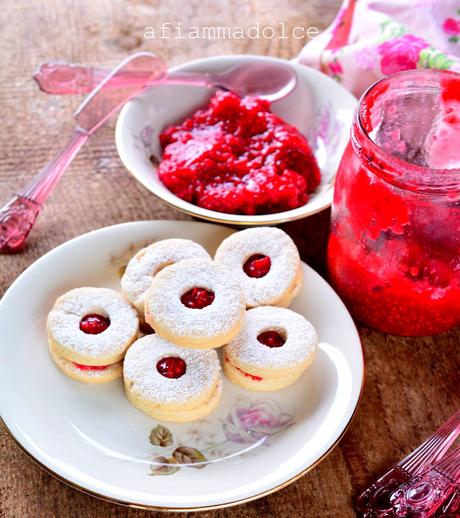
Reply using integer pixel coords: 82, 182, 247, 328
157, 91, 320, 215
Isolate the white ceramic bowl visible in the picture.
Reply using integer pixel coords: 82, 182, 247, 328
116, 54, 357, 225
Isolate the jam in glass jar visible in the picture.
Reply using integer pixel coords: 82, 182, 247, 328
327, 70, 460, 336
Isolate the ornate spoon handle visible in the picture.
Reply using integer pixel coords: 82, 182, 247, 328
34, 61, 159, 94
2, 52, 164, 252
0, 130, 88, 252
34, 61, 211, 95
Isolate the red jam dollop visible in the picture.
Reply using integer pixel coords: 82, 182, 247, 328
79, 314, 110, 335
243, 254, 271, 278
158, 91, 320, 215
225, 357, 263, 381
72, 362, 109, 371
157, 356, 187, 379
181, 287, 215, 309
257, 330, 285, 348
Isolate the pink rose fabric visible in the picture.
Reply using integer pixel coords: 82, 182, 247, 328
442, 18, 460, 35
378, 35, 429, 75
329, 59, 344, 76
297, 0, 460, 97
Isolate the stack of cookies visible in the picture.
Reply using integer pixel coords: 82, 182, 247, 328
47, 228, 318, 423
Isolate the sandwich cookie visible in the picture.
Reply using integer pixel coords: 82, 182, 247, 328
123, 334, 222, 422
47, 287, 139, 383
121, 238, 211, 316
214, 227, 302, 308
145, 259, 245, 349
223, 306, 317, 391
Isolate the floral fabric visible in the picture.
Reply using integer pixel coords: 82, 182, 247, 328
297, 0, 460, 97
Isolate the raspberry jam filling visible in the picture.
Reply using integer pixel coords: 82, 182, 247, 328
225, 357, 263, 381
181, 287, 215, 309
243, 254, 271, 278
157, 356, 187, 379
79, 314, 110, 335
72, 362, 110, 371
158, 91, 320, 215
257, 330, 286, 348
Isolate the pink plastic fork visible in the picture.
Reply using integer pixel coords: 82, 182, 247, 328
355, 410, 460, 517
435, 489, 460, 517
390, 446, 460, 517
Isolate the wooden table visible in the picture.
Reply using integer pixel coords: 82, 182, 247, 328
0, 1, 458, 516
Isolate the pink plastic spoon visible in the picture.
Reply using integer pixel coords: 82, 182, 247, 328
34, 59, 297, 102
0, 52, 166, 252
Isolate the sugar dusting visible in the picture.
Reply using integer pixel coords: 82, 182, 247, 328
121, 239, 211, 310
123, 334, 220, 403
214, 227, 300, 306
47, 287, 139, 359
225, 306, 317, 368
146, 259, 245, 340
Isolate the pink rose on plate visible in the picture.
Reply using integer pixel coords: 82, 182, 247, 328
442, 18, 460, 35
222, 398, 293, 444
378, 34, 429, 75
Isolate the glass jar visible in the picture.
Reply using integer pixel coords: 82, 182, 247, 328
327, 70, 460, 336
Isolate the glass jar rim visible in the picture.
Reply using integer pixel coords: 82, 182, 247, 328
354, 69, 460, 195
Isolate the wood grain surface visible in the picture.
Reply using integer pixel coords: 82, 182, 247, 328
0, 1, 459, 517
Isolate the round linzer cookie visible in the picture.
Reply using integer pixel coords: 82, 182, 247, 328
47, 287, 139, 383
144, 258, 245, 349
121, 239, 211, 316
123, 334, 222, 422
223, 306, 317, 391
214, 227, 302, 308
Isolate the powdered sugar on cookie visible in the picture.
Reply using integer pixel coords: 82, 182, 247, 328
145, 259, 245, 341
214, 227, 301, 307
121, 239, 211, 312
226, 306, 317, 369
123, 334, 220, 404
47, 287, 139, 360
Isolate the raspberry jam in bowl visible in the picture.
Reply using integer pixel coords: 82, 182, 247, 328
116, 55, 357, 225
328, 70, 460, 336
158, 91, 321, 215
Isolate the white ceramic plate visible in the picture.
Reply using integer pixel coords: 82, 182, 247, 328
0, 221, 363, 511
116, 55, 357, 226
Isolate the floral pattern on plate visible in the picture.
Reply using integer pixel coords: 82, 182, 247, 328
149, 397, 294, 476
0, 220, 363, 508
